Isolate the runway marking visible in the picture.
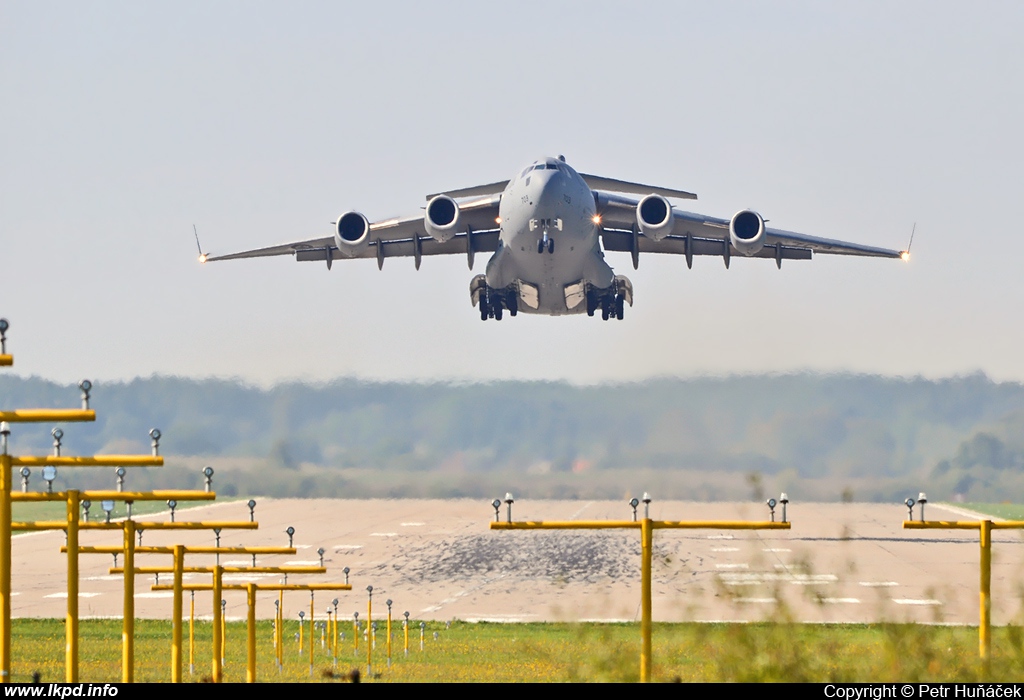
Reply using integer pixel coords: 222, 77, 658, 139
821, 598, 861, 604
719, 572, 838, 585
223, 574, 275, 582
44, 592, 101, 599
707, 535, 735, 540
859, 581, 899, 587
463, 615, 538, 623
568, 502, 594, 520
370, 532, 398, 537
763, 548, 791, 553
135, 593, 174, 599
85, 575, 121, 582
401, 522, 424, 527
893, 598, 942, 606
222, 559, 251, 566
579, 618, 634, 623
335, 545, 363, 550
734, 597, 777, 604
711, 547, 740, 552
284, 560, 321, 566
420, 605, 441, 613
715, 563, 749, 569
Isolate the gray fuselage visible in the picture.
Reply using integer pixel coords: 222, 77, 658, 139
485, 157, 615, 315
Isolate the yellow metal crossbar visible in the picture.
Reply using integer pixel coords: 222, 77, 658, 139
14, 490, 212, 502
0, 356, 11, 367
0, 409, 95, 423
11, 456, 162, 467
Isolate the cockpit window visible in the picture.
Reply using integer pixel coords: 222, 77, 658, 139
545, 163, 558, 170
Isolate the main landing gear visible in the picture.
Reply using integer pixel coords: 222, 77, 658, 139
470, 276, 518, 321
585, 277, 631, 321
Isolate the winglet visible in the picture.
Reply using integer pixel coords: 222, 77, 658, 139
900, 223, 915, 262
194, 225, 208, 264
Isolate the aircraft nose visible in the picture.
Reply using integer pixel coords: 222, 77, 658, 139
531, 169, 564, 206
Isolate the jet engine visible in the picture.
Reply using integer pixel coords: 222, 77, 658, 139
424, 195, 460, 242
729, 209, 766, 256
636, 194, 674, 241
334, 211, 370, 257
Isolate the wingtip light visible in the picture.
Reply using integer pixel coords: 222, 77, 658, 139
199, 253, 208, 264
900, 251, 910, 262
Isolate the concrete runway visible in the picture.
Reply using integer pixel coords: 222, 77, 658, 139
10, 499, 1024, 625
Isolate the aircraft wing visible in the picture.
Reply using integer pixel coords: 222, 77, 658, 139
202, 194, 502, 268
595, 191, 905, 266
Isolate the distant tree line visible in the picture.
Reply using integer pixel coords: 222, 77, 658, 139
1, 372, 1022, 502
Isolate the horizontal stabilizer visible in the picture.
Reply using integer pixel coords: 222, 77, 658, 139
425, 180, 510, 201
581, 173, 697, 200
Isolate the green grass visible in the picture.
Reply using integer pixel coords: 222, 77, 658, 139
8, 618, 1024, 682
11, 498, 221, 524
957, 503, 1024, 521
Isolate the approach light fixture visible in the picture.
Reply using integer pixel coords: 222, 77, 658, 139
101, 500, 115, 523
0, 318, 8, 353
918, 492, 928, 521
19, 468, 29, 493
491, 499, 501, 522
767, 498, 777, 522
247, 499, 257, 521
115, 467, 126, 492
343, 566, 350, 585
51, 428, 63, 456
203, 466, 214, 492
286, 526, 295, 548
167, 500, 177, 522
630, 497, 640, 522
42, 465, 56, 493
780, 493, 789, 523
504, 493, 514, 523
642, 492, 652, 519
149, 428, 161, 456
905, 497, 916, 520
78, 380, 92, 410
81, 500, 91, 523
317, 547, 325, 567
0, 422, 10, 454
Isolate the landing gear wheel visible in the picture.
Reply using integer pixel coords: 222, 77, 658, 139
494, 304, 503, 321
601, 305, 610, 321
615, 294, 625, 320
586, 291, 596, 317
537, 240, 544, 254
548, 238, 555, 254
480, 302, 489, 321
506, 291, 518, 316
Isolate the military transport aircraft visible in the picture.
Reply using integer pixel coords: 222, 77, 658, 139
199, 156, 908, 321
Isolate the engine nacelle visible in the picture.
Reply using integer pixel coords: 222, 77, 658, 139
636, 194, 674, 241
424, 195, 460, 242
729, 209, 766, 256
334, 211, 370, 257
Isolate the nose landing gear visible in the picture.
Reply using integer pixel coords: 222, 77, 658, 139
537, 231, 555, 254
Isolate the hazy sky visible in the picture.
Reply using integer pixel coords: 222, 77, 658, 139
2, 2, 1022, 386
